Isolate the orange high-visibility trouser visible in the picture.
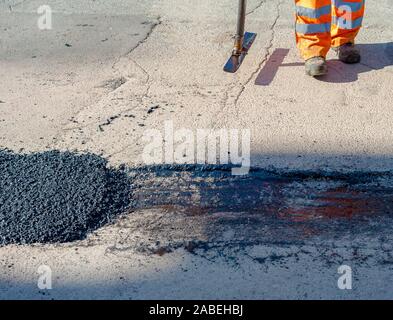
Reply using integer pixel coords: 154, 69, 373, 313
295, 0, 365, 60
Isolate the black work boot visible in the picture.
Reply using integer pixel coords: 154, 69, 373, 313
305, 56, 328, 77
333, 43, 361, 64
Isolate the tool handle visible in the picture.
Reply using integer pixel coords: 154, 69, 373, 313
236, 0, 246, 38
234, 0, 247, 53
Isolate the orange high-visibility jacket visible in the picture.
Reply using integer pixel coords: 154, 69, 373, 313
295, 0, 365, 60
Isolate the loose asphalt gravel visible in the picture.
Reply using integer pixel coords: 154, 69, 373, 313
0, 149, 130, 245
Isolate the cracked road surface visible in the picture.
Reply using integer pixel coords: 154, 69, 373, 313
1, 0, 393, 299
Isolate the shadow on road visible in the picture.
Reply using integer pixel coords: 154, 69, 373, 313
322, 42, 393, 83
255, 42, 393, 85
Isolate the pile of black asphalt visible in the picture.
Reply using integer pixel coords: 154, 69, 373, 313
0, 149, 131, 245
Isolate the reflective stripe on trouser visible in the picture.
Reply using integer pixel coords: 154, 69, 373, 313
295, 0, 365, 60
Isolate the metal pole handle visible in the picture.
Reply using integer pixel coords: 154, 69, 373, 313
234, 0, 247, 54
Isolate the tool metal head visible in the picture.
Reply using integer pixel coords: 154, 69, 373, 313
223, 32, 257, 73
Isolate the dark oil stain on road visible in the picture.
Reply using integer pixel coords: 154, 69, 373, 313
130, 165, 393, 242
131, 165, 393, 221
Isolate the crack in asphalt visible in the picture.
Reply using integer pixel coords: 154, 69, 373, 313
111, 16, 162, 83
53, 17, 162, 149
212, 0, 270, 129
234, 0, 282, 108
98, 58, 152, 133
5, 0, 30, 12
105, 42, 164, 156
246, 0, 266, 16
97, 18, 162, 134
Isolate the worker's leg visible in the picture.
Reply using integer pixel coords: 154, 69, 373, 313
331, 0, 365, 47
295, 0, 332, 61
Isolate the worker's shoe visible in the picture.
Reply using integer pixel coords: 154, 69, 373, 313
333, 43, 361, 64
305, 56, 328, 77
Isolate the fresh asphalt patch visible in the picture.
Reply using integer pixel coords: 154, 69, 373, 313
0, 149, 130, 245
1, 149, 393, 246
